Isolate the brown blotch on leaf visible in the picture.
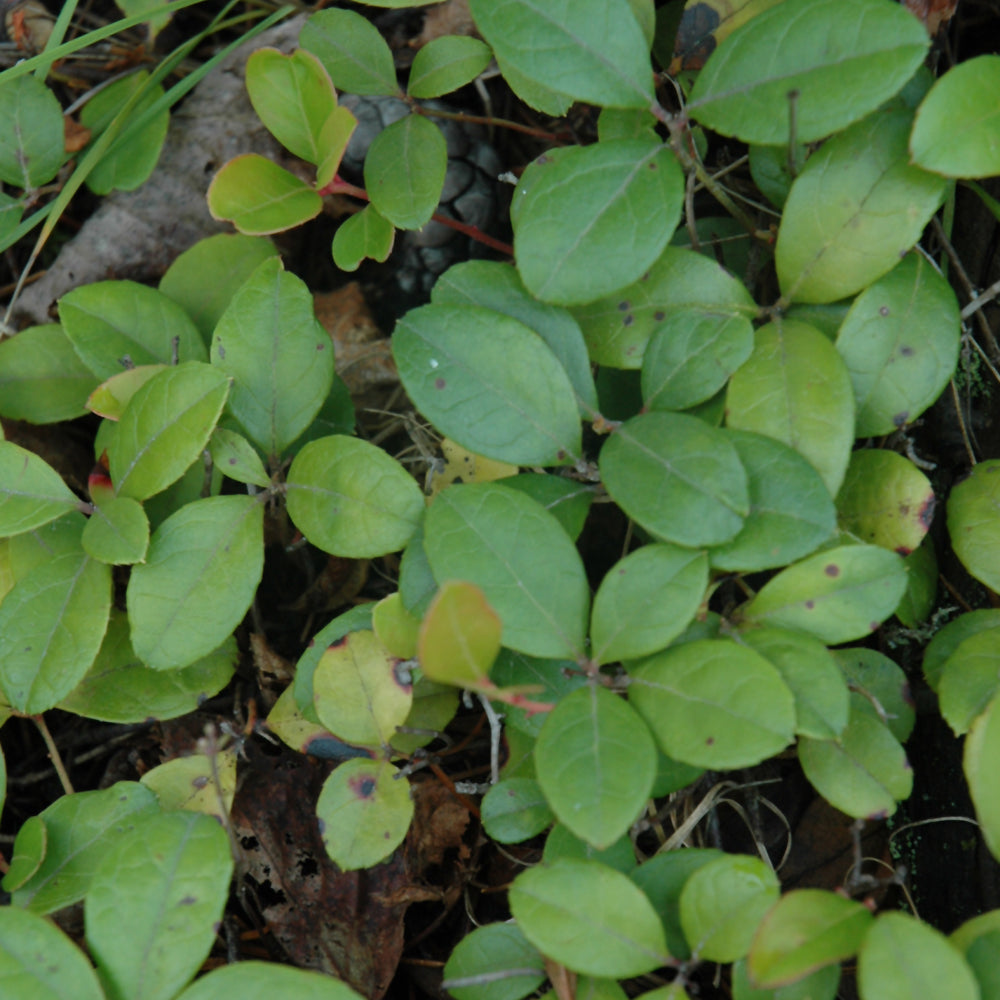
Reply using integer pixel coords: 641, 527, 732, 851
879, 305, 890, 316
654, 310, 666, 321
623, 314, 635, 326
918, 493, 936, 529
824, 563, 840, 577
899, 345, 915, 356
618, 300, 630, 311
434, 377, 446, 389
805, 600, 815, 609
350, 775, 377, 799
892, 411, 909, 428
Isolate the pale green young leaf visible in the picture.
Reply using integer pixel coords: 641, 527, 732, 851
0, 441, 81, 536
331, 204, 395, 271
408, 36, 493, 99
299, 8, 399, 96
82, 496, 149, 565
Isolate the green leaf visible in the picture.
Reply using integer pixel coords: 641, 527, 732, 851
939, 629, 1000, 737
895, 537, 938, 628
0, 441, 80, 536
285, 435, 424, 558
743, 544, 907, 645
0, 907, 105, 1000
510, 859, 670, 976
82, 496, 149, 564
836, 449, 934, 555
535, 686, 656, 849
726, 319, 854, 495
418, 580, 502, 687
331, 204, 395, 271
481, 777, 555, 843
109, 362, 230, 500
642, 308, 754, 411
80, 71, 169, 195
573, 246, 756, 368
513, 141, 683, 306
924, 609, 1000, 692
733, 958, 840, 1000
158, 234, 278, 343
741, 627, 849, 741
316, 105, 358, 188
590, 544, 708, 664
911, 55, 1000, 178
394, 303, 582, 466
365, 114, 447, 230
679, 854, 779, 963
209, 428, 270, 488
0, 324, 97, 423
600, 412, 749, 547
469, 0, 654, 109
543, 823, 636, 873
496, 474, 594, 541
966, 692, 1000, 865
423, 483, 590, 659
490, 649, 586, 738
59, 611, 235, 723
709, 430, 836, 572
88, 365, 168, 421
59, 280, 207, 380
0, 75, 65, 187
299, 8, 399, 96
493, 54, 573, 115
409, 35, 493, 99
245, 47, 337, 165
211, 257, 333, 456
629, 639, 795, 769
127, 495, 264, 670
799, 693, 912, 819
947, 459, 1000, 593
775, 109, 949, 304
207, 154, 322, 235
433, 260, 600, 418
177, 962, 367, 1000
833, 647, 914, 744
443, 922, 546, 1000
950, 911, 1000, 1000
7, 781, 159, 913
858, 911, 979, 1000
748, 889, 872, 989
85, 812, 233, 1000
316, 757, 414, 870
0, 552, 110, 714
837, 255, 960, 436
686, 0, 928, 145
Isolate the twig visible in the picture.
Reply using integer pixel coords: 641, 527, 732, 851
32, 714, 74, 795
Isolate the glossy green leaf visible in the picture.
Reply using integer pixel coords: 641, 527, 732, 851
81, 71, 169, 195
924, 609, 1000, 692
748, 889, 872, 988
211, 257, 333, 456
246, 47, 337, 165
178, 962, 366, 1000
0, 441, 80, 536
469, 0, 654, 109
743, 544, 907, 645
209, 428, 269, 487
642, 308, 753, 411
433, 260, 599, 418
82, 496, 149, 564
600, 412, 749, 546
939, 629, 1000, 736
159, 234, 278, 343
836, 449, 934, 555
535, 687, 656, 849
967, 692, 1000, 864
299, 8, 399, 96
726, 319, 854, 495
442, 922, 546, 1000
513, 141, 683, 306
799, 693, 912, 819
835, 253, 961, 435
418, 580, 502, 687
0, 324, 97, 423
207, 154, 322, 235
741, 627, 849, 741
86, 812, 233, 1000
0, 906, 105, 1000
710, 431, 836, 572
0, 552, 110, 714
109, 362, 229, 500
365, 115, 447, 230
127, 495, 264, 670
833, 647, 914, 744
629, 639, 795, 769
59, 280, 206, 380
409, 35, 493, 98
285, 435, 424, 558
510, 859, 670, 976
312, 629, 412, 747
679, 854, 779, 963
496, 474, 594, 541
948, 459, 1000, 593
733, 958, 840, 1000
858, 911, 979, 1000
481, 777, 554, 843
591, 544, 708, 664
0, 75, 65, 187
687, 0, 927, 145
59, 611, 235, 723
394, 303, 581, 465
911, 55, 1000, 178
424, 483, 590, 659
775, 109, 948, 304
7, 781, 159, 913
332, 204, 395, 271
316, 757, 414, 870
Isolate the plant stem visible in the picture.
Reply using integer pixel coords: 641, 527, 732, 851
32, 715, 75, 795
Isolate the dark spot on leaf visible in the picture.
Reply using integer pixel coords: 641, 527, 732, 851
805, 600, 815, 609
918, 493, 935, 528
623, 314, 634, 326
557, 450, 567, 461
618, 301, 630, 311
705, 736, 714, 745
879, 306, 890, 316
434, 377, 446, 389
328, 635, 349, 650
537, 154, 550, 165
899, 345, 915, 356
384, 830, 392, 838
824, 563, 839, 577
179, 895, 198, 905
895, 545, 913, 556
241, 835, 259, 850
216, 344, 225, 359
317, 343, 326, 351
192, 775, 209, 789
641, 272, 650, 281
892, 411, 909, 428
317, 818, 326, 834
648, 161, 657, 169
393, 660, 413, 690
674, 2, 720, 71
654, 311, 665, 321
228, 457, 237, 466
350, 775, 377, 799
